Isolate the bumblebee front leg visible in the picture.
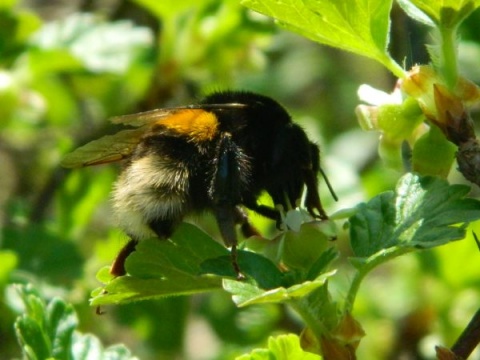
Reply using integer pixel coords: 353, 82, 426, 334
243, 200, 283, 228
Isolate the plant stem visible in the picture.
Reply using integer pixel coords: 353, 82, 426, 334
382, 55, 406, 79
344, 268, 368, 315
344, 248, 411, 313
289, 299, 328, 341
440, 25, 459, 90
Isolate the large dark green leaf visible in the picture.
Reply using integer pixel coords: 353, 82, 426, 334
350, 173, 480, 259
91, 223, 229, 305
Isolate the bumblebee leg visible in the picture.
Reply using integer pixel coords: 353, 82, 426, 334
210, 133, 249, 278
304, 169, 328, 219
234, 207, 261, 238
110, 238, 138, 276
214, 206, 244, 279
110, 218, 178, 277
243, 199, 283, 229
305, 143, 332, 220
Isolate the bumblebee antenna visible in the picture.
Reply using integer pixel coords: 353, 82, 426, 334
319, 167, 338, 201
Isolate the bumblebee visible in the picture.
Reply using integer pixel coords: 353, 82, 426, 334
62, 91, 335, 277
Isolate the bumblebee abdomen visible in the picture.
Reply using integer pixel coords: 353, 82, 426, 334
112, 126, 224, 237
112, 152, 191, 240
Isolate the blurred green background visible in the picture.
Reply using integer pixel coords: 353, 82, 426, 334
1, 0, 479, 359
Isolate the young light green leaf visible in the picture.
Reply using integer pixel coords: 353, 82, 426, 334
15, 317, 51, 360
72, 333, 138, 360
13, 284, 137, 360
15, 285, 58, 360
223, 271, 335, 307
242, 0, 404, 77
396, 0, 436, 26
237, 334, 323, 360
349, 173, 480, 259
46, 299, 77, 359
397, 0, 479, 28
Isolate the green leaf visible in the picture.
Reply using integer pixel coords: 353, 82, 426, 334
13, 284, 137, 360
3, 225, 83, 282
349, 173, 480, 259
58, 167, 116, 237
0, 250, 17, 285
224, 271, 335, 307
133, 0, 200, 18
30, 13, 153, 73
396, 0, 436, 26
306, 248, 339, 281
71, 333, 136, 360
46, 299, 77, 359
282, 219, 335, 272
91, 223, 229, 305
92, 222, 324, 305
237, 334, 322, 360
0, 7, 41, 62
71, 333, 103, 360
397, 0, 480, 28
242, 0, 404, 77
15, 316, 50, 360
201, 250, 284, 289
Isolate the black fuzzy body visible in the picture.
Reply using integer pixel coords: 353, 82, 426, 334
110, 91, 326, 275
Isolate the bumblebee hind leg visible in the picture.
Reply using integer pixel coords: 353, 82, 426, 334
210, 133, 253, 279
214, 206, 243, 277
109, 220, 177, 277
215, 206, 262, 279
110, 238, 139, 276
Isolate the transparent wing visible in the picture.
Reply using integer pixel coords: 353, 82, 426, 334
61, 128, 145, 168
110, 108, 184, 127
63, 103, 249, 168
110, 103, 246, 127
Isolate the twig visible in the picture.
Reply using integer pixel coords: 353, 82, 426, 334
450, 308, 480, 359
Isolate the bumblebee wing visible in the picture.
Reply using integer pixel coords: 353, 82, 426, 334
110, 108, 184, 127
110, 103, 246, 127
61, 128, 145, 168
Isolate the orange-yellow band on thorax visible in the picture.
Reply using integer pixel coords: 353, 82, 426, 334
156, 109, 219, 141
